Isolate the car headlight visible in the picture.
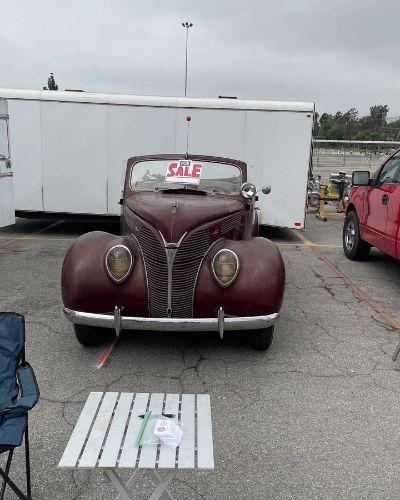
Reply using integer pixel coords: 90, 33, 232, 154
105, 245, 133, 283
241, 182, 256, 199
212, 249, 239, 287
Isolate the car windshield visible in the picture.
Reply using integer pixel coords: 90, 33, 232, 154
130, 159, 242, 194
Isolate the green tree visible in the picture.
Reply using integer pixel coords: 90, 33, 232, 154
43, 72, 59, 91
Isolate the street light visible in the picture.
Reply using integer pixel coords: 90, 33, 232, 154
182, 22, 193, 97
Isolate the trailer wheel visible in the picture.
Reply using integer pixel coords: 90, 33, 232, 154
343, 211, 371, 261
251, 326, 274, 351
73, 324, 115, 346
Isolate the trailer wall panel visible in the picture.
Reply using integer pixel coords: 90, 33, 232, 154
8, 100, 43, 211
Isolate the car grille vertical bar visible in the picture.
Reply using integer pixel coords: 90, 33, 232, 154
171, 229, 211, 318
139, 227, 169, 317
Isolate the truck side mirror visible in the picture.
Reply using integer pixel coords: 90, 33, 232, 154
352, 171, 370, 186
261, 184, 271, 195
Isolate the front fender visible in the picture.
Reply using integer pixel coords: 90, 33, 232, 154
61, 231, 148, 315
194, 237, 285, 318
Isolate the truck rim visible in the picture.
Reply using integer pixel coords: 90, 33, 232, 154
345, 220, 355, 250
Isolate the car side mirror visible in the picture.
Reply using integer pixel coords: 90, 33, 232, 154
352, 171, 370, 186
261, 184, 271, 195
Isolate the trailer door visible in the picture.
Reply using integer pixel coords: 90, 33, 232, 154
0, 114, 15, 228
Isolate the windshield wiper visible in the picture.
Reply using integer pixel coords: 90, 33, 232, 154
159, 187, 208, 195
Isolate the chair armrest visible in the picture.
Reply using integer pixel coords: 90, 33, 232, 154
0, 363, 39, 417
16, 362, 40, 409
0, 363, 40, 417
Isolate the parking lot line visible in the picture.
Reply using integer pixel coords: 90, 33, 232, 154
293, 230, 400, 331
97, 338, 117, 369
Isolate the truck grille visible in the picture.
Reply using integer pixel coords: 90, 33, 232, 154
139, 227, 169, 317
139, 227, 210, 318
220, 211, 243, 234
171, 229, 211, 318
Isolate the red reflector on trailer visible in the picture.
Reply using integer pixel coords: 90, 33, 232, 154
294, 221, 302, 227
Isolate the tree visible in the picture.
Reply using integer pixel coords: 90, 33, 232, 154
313, 112, 320, 136
43, 73, 59, 91
369, 105, 389, 130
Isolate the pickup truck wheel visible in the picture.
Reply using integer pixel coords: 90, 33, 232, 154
251, 326, 274, 351
73, 324, 116, 346
343, 211, 371, 260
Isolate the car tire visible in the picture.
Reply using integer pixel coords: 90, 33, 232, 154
251, 326, 274, 351
73, 324, 116, 346
343, 211, 371, 261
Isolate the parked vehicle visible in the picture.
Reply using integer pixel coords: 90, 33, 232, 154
62, 154, 286, 351
343, 148, 400, 260
0, 88, 314, 230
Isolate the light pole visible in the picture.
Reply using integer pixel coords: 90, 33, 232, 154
182, 22, 193, 97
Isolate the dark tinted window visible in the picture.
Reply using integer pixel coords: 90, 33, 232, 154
376, 152, 400, 185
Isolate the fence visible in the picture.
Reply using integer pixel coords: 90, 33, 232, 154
312, 140, 400, 182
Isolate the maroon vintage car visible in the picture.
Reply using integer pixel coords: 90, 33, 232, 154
62, 154, 285, 350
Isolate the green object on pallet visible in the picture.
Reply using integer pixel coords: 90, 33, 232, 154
135, 410, 152, 447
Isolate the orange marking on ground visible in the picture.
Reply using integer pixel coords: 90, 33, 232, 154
96, 338, 117, 369
311, 245, 400, 330
293, 230, 400, 331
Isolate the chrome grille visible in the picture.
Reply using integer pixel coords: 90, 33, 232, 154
139, 227, 168, 317
171, 229, 211, 318
221, 211, 243, 234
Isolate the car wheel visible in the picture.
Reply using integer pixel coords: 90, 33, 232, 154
251, 326, 274, 351
343, 211, 371, 261
73, 324, 116, 346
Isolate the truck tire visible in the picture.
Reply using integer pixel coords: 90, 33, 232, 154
343, 211, 371, 260
74, 324, 115, 346
251, 326, 274, 351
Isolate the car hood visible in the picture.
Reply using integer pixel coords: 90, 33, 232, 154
125, 191, 244, 242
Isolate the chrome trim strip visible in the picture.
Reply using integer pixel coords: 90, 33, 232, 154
63, 307, 278, 332
192, 237, 222, 306
159, 231, 188, 317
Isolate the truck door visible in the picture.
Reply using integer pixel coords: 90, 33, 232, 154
363, 154, 399, 252
385, 154, 400, 258
0, 112, 15, 228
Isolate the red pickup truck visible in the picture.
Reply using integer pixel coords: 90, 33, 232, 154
343, 149, 400, 260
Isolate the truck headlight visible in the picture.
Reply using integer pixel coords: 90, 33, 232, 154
105, 245, 133, 283
241, 182, 256, 199
212, 249, 239, 287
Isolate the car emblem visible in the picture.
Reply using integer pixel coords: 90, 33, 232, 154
171, 201, 179, 214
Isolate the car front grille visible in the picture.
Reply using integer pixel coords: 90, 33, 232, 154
171, 229, 211, 318
220, 211, 243, 234
139, 227, 211, 318
139, 227, 169, 317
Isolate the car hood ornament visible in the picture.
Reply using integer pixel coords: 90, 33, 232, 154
171, 200, 179, 214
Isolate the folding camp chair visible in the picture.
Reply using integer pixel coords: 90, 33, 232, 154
0, 312, 39, 500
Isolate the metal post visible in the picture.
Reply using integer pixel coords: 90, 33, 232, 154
182, 22, 193, 97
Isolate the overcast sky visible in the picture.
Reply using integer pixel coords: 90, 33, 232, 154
2, 0, 399, 116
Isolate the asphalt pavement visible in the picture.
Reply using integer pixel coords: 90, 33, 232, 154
0, 214, 400, 499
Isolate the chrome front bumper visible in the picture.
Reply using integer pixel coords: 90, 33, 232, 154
63, 307, 278, 335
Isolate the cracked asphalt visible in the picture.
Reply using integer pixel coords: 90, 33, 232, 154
1, 214, 400, 499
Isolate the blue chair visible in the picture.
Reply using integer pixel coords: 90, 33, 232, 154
0, 313, 39, 500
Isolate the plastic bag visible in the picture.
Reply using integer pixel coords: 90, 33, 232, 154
135, 411, 183, 448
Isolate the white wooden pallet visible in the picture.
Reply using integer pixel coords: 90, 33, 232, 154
59, 392, 214, 500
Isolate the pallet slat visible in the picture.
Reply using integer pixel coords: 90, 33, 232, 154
197, 394, 214, 469
177, 394, 195, 469
79, 392, 119, 468
58, 392, 103, 468
98, 393, 134, 468
118, 393, 150, 468
158, 393, 180, 469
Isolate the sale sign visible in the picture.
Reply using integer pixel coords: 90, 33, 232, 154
165, 160, 203, 185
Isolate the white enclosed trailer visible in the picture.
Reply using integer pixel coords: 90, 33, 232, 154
0, 88, 314, 229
